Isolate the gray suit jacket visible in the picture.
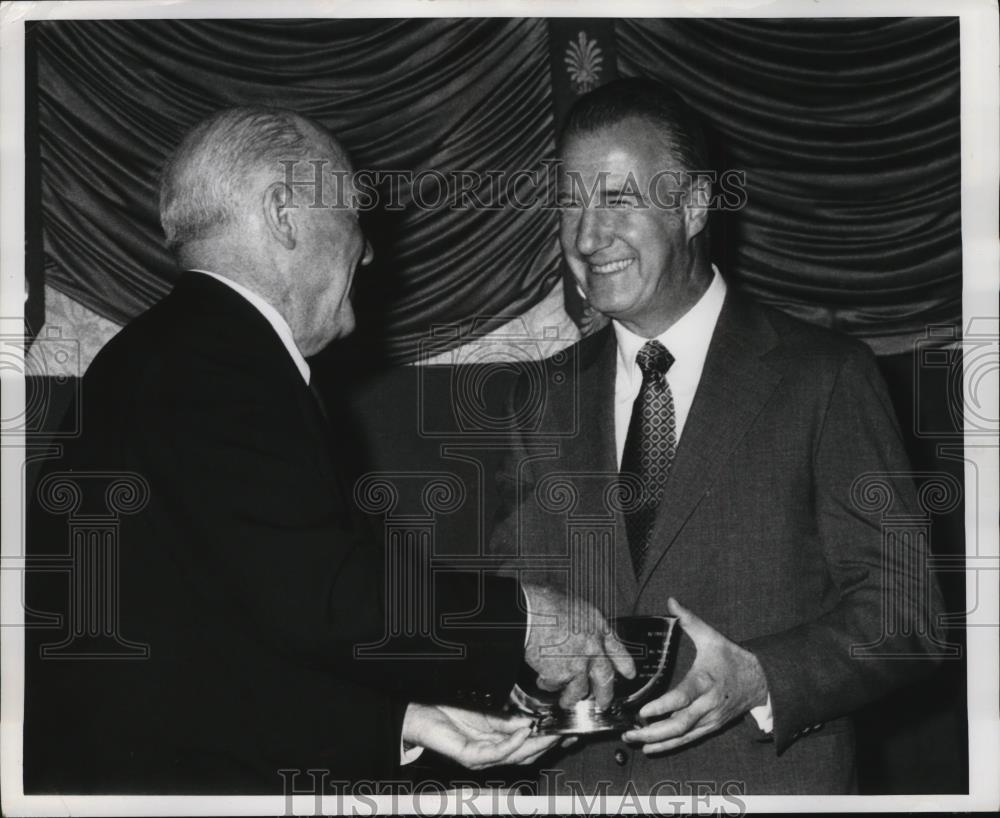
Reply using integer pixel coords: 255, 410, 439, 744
490, 291, 944, 794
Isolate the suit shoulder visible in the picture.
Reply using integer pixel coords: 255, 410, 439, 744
83, 286, 264, 402
84, 297, 181, 386
750, 299, 876, 368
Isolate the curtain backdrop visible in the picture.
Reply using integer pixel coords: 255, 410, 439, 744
30, 18, 560, 366
616, 18, 961, 353
29, 17, 961, 363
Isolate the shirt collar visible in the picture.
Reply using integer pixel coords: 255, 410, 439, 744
613, 265, 727, 385
190, 269, 311, 384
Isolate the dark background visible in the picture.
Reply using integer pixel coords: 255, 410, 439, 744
22, 17, 967, 794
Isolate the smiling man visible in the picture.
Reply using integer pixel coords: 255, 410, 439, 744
490, 78, 944, 794
559, 118, 712, 336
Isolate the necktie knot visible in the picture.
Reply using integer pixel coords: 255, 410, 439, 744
636, 340, 674, 382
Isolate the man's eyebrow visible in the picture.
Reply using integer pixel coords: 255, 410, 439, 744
556, 184, 645, 206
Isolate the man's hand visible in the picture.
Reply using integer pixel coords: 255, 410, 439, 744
401, 703, 559, 770
522, 583, 636, 709
622, 598, 768, 754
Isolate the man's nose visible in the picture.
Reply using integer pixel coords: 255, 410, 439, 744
575, 208, 611, 256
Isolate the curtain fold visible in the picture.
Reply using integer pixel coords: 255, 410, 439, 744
615, 18, 961, 352
34, 18, 560, 365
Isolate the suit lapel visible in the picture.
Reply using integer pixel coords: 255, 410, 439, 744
636, 293, 783, 594
573, 327, 618, 473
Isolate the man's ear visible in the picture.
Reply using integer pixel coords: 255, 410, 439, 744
684, 173, 711, 241
263, 181, 296, 250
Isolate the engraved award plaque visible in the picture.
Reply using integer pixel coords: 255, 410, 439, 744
509, 614, 679, 735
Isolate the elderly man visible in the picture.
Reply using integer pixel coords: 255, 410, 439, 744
24, 107, 633, 793
490, 78, 944, 794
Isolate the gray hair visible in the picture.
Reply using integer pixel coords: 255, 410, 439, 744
158, 106, 337, 253
558, 77, 709, 173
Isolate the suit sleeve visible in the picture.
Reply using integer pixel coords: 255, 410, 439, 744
743, 344, 947, 752
488, 371, 565, 590
136, 353, 526, 709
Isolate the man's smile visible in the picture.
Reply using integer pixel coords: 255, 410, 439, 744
589, 257, 636, 275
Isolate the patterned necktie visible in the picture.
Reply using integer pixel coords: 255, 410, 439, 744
620, 340, 677, 574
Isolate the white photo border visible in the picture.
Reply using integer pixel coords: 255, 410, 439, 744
1, 1, 997, 814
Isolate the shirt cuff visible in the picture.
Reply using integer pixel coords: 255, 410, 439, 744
749, 694, 773, 734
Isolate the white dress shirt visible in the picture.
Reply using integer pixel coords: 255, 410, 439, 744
612, 266, 727, 467
611, 265, 773, 733
191, 269, 311, 384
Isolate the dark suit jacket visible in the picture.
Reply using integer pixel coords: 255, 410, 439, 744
490, 291, 944, 794
25, 272, 527, 794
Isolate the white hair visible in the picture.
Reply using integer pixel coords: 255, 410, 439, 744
158, 106, 340, 253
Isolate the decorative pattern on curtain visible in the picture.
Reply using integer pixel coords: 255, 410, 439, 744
29, 17, 961, 364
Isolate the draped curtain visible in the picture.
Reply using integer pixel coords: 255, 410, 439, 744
30, 18, 560, 366
616, 18, 961, 352
28, 17, 960, 363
